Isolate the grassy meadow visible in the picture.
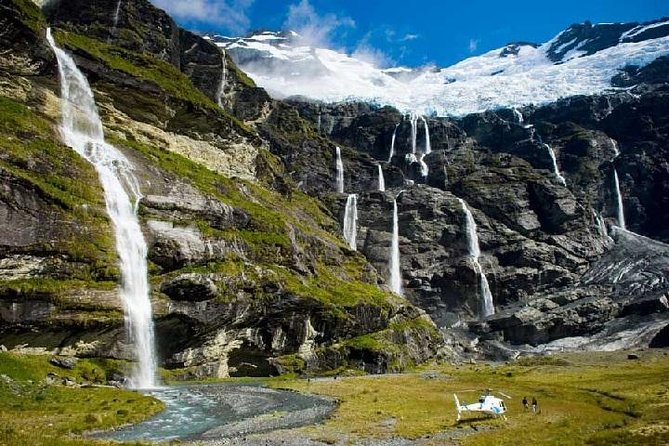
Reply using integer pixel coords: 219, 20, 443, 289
0, 352, 162, 446
0, 350, 667, 445
272, 350, 669, 445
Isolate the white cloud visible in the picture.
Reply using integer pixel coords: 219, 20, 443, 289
400, 33, 419, 42
151, 0, 254, 34
352, 44, 394, 68
469, 38, 480, 53
284, 0, 355, 47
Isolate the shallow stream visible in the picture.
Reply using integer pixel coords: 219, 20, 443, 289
99, 383, 335, 442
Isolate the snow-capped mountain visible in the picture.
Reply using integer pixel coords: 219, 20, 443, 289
207, 19, 669, 117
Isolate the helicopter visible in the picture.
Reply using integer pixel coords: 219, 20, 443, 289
453, 389, 510, 421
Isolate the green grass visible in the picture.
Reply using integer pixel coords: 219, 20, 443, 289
7, 0, 46, 34
54, 31, 212, 109
0, 353, 163, 446
272, 350, 669, 445
3, 351, 667, 445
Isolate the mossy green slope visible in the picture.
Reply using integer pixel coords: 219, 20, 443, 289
0, 95, 117, 282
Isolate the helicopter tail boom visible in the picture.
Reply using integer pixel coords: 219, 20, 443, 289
453, 394, 463, 421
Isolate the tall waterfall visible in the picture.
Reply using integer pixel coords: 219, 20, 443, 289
343, 194, 358, 250
46, 29, 158, 389
388, 123, 399, 162
335, 146, 344, 193
545, 144, 567, 186
389, 197, 402, 295
512, 107, 524, 124
608, 137, 625, 229
613, 170, 626, 229
458, 199, 495, 318
216, 50, 227, 107
377, 165, 385, 192
409, 113, 418, 154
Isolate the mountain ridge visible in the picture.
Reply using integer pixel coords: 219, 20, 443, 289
210, 17, 669, 116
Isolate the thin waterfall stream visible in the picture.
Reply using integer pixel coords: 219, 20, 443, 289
389, 194, 403, 295
343, 194, 358, 250
458, 198, 495, 318
388, 123, 399, 162
377, 164, 385, 192
335, 146, 344, 193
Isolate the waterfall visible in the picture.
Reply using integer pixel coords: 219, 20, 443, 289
545, 144, 567, 186
334, 146, 344, 193
613, 169, 626, 229
216, 50, 227, 108
418, 156, 429, 177
409, 113, 418, 154
110, 0, 122, 38
377, 164, 385, 192
609, 137, 625, 229
343, 194, 358, 250
46, 29, 158, 389
389, 197, 402, 295
512, 107, 523, 124
317, 113, 322, 133
419, 116, 430, 177
458, 199, 495, 318
421, 116, 431, 155
388, 123, 398, 162
594, 211, 608, 237
610, 137, 620, 159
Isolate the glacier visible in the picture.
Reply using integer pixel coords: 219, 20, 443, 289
213, 21, 669, 117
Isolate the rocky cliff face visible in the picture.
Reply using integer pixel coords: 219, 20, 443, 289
0, 0, 440, 378
283, 58, 669, 351
1, 0, 667, 373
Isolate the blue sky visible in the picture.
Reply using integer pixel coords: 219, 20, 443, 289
152, 0, 668, 67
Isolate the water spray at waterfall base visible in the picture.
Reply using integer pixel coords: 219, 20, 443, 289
47, 28, 158, 389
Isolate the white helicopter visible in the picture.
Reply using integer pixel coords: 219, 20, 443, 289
453, 389, 510, 421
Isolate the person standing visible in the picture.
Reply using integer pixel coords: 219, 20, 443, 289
523, 396, 528, 410
532, 397, 538, 414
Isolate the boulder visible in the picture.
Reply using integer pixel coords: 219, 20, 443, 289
50, 356, 78, 369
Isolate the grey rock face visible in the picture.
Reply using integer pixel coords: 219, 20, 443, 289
279, 65, 669, 351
